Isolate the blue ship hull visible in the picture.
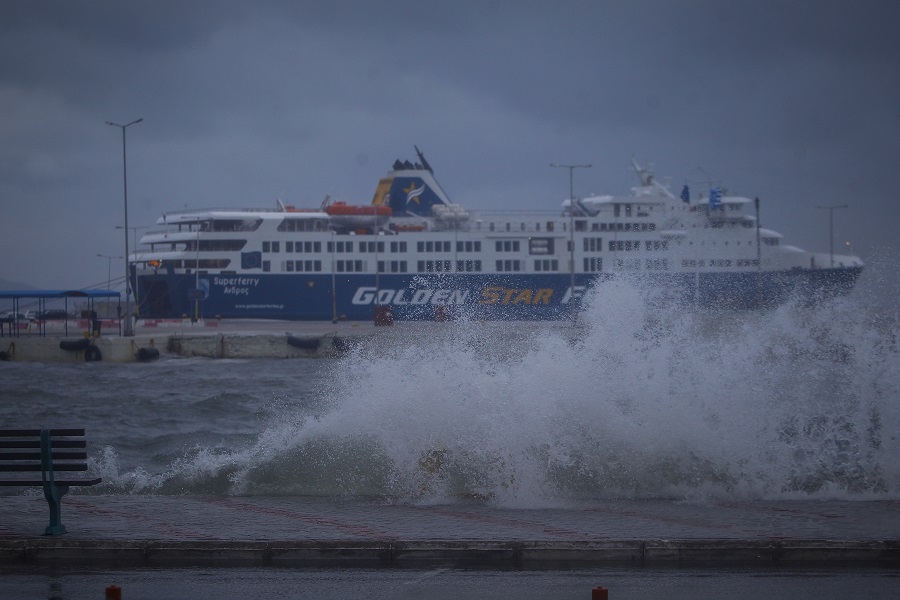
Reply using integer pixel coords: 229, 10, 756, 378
135, 267, 862, 321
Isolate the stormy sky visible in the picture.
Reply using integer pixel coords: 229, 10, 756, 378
1, 0, 897, 294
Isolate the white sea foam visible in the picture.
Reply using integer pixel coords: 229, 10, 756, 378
85, 273, 898, 506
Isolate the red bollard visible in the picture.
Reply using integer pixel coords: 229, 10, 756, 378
106, 585, 122, 600
591, 586, 609, 600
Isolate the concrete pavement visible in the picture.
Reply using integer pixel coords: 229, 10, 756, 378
1, 495, 897, 567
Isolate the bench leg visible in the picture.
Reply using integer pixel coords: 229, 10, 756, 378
42, 483, 70, 536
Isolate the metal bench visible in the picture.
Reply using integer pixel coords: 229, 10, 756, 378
0, 428, 102, 535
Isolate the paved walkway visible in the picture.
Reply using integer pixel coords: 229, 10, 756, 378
1, 496, 898, 567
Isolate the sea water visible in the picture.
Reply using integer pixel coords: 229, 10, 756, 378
0, 273, 896, 507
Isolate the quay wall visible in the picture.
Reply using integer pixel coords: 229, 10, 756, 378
0, 319, 379, 362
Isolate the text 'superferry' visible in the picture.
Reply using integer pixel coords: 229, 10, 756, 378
130, 148, 863, 321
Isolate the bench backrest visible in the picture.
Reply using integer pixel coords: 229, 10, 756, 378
0, 428, 91, 476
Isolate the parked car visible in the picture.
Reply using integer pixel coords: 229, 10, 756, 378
34, 309, 69, 320
0, 312, 26, 321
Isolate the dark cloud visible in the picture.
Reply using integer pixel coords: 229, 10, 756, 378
0, 0, 897, 295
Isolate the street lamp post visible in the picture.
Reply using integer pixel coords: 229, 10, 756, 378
106, 118, 143, 336
96, 254, 122, 291
816, 204, 848, 268
117, 223, 150, 317
550, 163, 591, 322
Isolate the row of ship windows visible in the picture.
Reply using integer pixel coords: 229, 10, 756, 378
262, 240, 489, 254
614, 259, 669, 271
267, 259, 571, 273
169, 256, 766, 273
275, 260, 484, 273
482, 220, 656, 233
607, 240, 669, 252
186, 234, 775, 256
259, 238, 677, 255
682, 259, 761, 268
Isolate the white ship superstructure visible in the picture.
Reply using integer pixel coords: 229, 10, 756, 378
131, 150, 863, 321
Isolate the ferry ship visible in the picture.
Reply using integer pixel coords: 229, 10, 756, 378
131, 148, 863, 321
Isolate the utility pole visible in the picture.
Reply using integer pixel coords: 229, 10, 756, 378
550, 163, 591, 322
816, 204, 848, 268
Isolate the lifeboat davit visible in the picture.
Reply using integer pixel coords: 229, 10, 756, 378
325, 202, 392, 228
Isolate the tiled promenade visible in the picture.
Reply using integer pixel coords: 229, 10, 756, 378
1, 495, 897, 567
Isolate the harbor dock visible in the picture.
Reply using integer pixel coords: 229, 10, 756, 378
0, 318, 398, 362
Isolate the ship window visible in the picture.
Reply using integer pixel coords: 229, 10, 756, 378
285, 261, 294, 272
534, 259, 558, 271
489, 223, 495, 232
263, 241, 270, 252
263, 261, 271, 272
286, 241, 293, 252
584, 257, 602, 272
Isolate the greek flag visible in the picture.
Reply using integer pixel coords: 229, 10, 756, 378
709, 187, 722, 208
680, 184, 690, 203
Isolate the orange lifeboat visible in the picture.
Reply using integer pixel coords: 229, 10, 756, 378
391, 224, 426, 232
325, 202, 392, 228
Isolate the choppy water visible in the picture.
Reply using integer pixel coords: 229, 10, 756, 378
1, 275, 897, 507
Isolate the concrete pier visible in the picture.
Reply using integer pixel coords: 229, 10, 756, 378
0, 496, 897, 568
0, 319, 390, 362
